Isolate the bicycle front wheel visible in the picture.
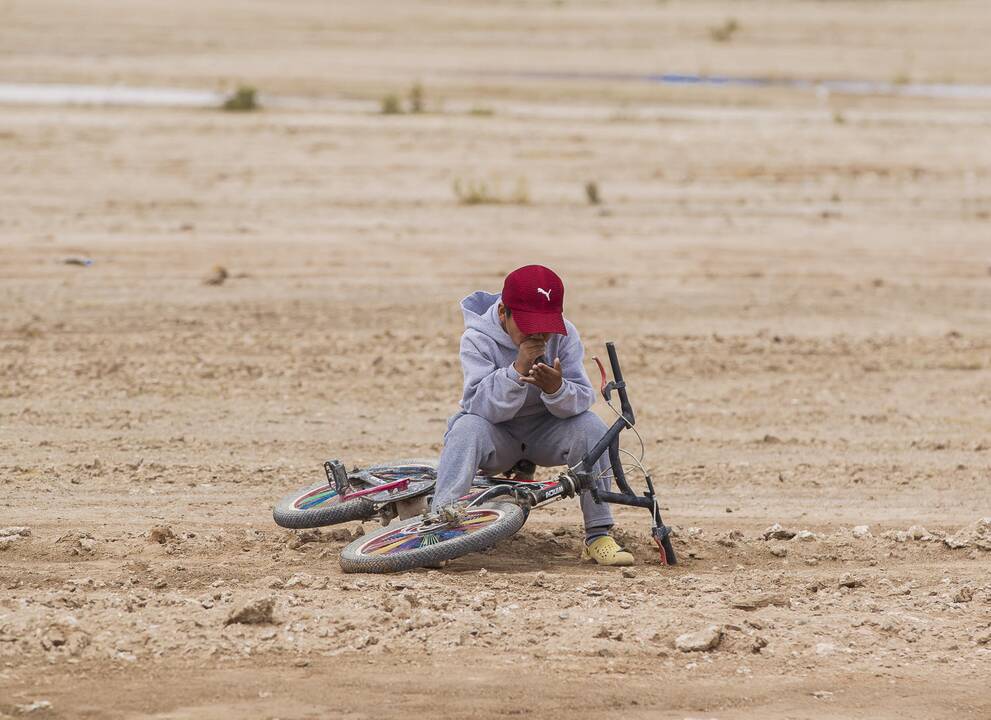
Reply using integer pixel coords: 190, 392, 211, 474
339, 501, 525, 573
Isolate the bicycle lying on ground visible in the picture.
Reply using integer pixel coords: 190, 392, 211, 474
273, 342, 676, 573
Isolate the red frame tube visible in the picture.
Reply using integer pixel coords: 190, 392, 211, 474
342, 478, 410, 501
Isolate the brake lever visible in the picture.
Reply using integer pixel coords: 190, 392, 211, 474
592, 356, 619, 401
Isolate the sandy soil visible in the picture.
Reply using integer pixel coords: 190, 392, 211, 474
2, 1, 991, 718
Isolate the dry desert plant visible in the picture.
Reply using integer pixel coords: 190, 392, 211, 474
453, 177, 530, 206
409, 82, 425, 113
709, 18, 740, 43
380, 94, 402, 115
222, 86, 258, 112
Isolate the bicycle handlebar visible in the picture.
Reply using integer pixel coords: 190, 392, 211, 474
606, 342, 624, 384
605, 341, 633, 421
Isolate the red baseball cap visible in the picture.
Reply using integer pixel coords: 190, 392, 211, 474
501, 265, 567, 336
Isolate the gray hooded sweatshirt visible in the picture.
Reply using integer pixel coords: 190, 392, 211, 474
453, 291, 595, 426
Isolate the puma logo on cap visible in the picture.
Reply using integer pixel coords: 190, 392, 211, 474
537, 288, 552, 301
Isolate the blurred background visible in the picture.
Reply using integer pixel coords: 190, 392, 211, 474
2, 3, 991, 716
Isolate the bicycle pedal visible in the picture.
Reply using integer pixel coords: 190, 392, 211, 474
324, 459, 350, 495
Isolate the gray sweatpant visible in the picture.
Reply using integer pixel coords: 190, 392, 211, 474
431, 410, 615, 538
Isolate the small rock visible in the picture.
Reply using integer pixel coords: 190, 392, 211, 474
225, 597, 276, 626
478, 568, 488, 577
78, 538, 96, 553
973, 629, 991, 645
732, 594, 788, 610
326, 528, 352, 542
286, 528, 322, 549
622, 568, 637, 579
838, 574, 865, 589
761, 524, 796, 541
794, 530, 817, 542
152, 578, 167, 589
551, 526, 569, 537
259, 576, 283, 589
15, 700, 52, 714
769, 546, 788, 558
203, 265, 228, 286
40, 627, 66, 651
907, 525, 928, 540
815, 642, 835, 656
811, 691, 834, 700
716, 530, 744, 547
944, 535, 969, 550
148, 526, 175, 544
953, 587, 974, 603
284, 573, 314, 589
0, 526, 31, 537
851, 525, 871, 539
675, 625, 723, 652
354, 634, 379, 650
944, 518, 991, 551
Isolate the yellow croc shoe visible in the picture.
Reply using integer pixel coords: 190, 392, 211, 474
581, 536, 635, 566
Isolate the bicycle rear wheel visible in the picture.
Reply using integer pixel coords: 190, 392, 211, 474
273, 480, 375, 529
339, 501, 525, 573
272, 458, 437, 529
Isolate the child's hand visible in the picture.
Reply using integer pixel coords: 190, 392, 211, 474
513, 337, 547, 376
520, 357, 563, 394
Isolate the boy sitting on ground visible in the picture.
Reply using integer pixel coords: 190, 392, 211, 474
431, 264, 634, 566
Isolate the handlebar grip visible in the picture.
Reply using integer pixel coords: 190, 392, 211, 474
606, 342, 624, 383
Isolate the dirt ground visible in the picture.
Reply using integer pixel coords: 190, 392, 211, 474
2, 1, 991, 718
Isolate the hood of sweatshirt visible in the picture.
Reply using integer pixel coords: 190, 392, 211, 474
460, 291, 518, 352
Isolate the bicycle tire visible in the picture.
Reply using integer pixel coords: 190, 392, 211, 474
272, 458, 438, 529
272, 480, 375, 529
339, 501, 526, 574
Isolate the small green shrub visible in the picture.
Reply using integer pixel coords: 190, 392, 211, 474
453, 177, 530, 206
709, 18, 739, 43
409, 82, 425, 113
222, 86, 258, 112
381, 94, 402, 114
